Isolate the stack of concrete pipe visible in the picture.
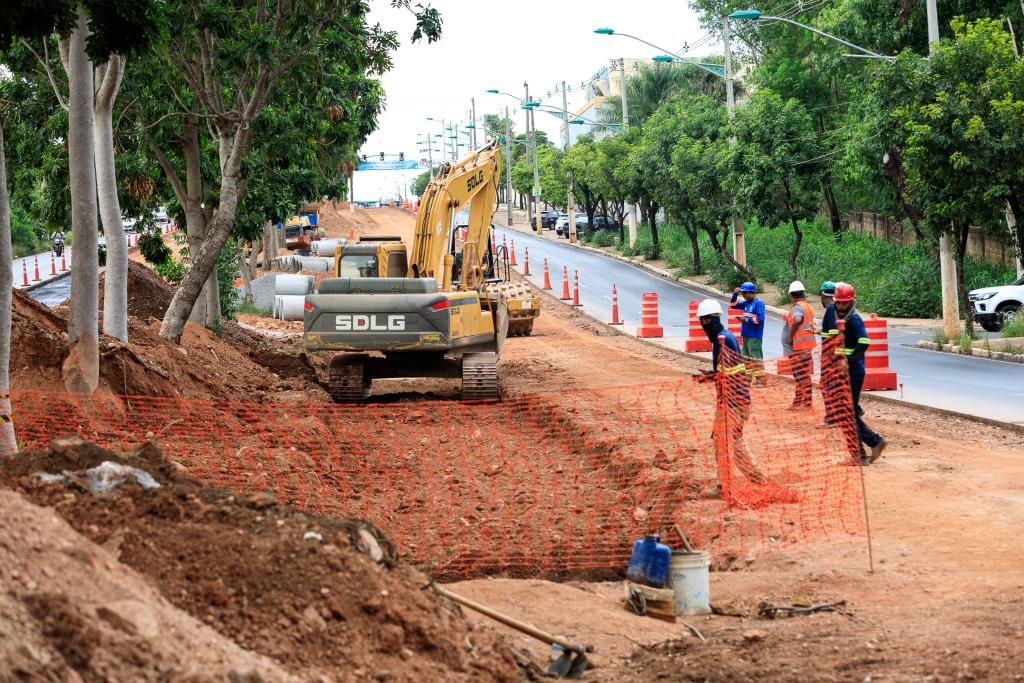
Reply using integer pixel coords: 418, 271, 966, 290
273, 274, 314, 321
312, 238, 344, 256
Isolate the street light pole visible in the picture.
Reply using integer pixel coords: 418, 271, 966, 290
471, 97, 477, 148
523, 83, 535, 231
504, 106, 513, 226
723, 17, 747, 266
926, 0, 960, 338
562, 80, 577, 244
617, 58, 637, 248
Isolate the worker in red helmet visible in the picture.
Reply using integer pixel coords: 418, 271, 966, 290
825, 283, 888, 465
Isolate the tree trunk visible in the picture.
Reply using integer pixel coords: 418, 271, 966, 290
789, 214, 803, 279
817, 113, 842, 234
93, 56, 127, 342
647, 200, 660, 260
61, 9, 100, 393
688, 224, 701, 274
263, 220, 278, 268
708, 220, 754, 277
0, 119, 18, 455
954, 222, 973, 336
1007, 193, 1024, 275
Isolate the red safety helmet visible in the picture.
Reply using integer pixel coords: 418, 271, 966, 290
833, 282, 856, 303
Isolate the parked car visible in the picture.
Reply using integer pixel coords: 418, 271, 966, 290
557, 214, 589, 237
153, 207, 169, 225
121, 217, 137, 232
555, 213, 570, 236
577, 214, 621, 239
540, 210, 560, 230
970, 275, 1024, 332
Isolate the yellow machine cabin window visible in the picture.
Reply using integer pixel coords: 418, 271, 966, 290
338, 254, 378, 278
387, 252, 408, 277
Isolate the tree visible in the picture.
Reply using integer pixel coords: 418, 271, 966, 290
876, 18, 1024, 333
591, 135, 632, 241
410, 170, 431, 197
155, 0, 441, 343
561, 135, 600, 226
728, 89, 824, 278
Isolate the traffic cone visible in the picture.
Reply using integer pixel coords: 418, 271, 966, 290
637, 292, 664, 338
33, 255, 40, 281
560, 266, 571, 300
510, 239, 517, 266
610, 284, 622, 325
490, 229, 496, 254
50, 252, 57, 276
523, 247, 531, 275
21, 260, 28, 286
572, 270, 581, 306
542, 258, 552, 290
60, 251, 67, 272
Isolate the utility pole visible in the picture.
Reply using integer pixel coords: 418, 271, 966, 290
723, 17, 747, 267
525, 83, 542, 234
424, 132, 433, 179
504, 106, 513, 226
562, 81, 577, 243
524, 83, 534, 230
470, 97, 477, 148
617, 58, 637, 248
927, 0, 961, 338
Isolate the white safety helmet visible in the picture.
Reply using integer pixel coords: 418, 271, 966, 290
788, 280, 806, 294
697, 299, 723, 318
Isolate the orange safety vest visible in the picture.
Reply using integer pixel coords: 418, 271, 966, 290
786, 300, 816, 351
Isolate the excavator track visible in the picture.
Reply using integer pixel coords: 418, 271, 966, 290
461, 352, 499, 400
327, 359, 369, 402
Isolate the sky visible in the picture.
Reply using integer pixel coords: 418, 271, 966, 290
353, 0, 712, 201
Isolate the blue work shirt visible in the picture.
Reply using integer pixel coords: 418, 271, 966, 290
710, 329, 750, 408
729, 293, 766, 339
822, 307, 870, 372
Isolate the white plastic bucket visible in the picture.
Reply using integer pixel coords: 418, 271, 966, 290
669, 551, 710, 615
274, 274, 313, 295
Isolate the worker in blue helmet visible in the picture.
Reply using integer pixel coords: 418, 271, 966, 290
729, 281, 766, 379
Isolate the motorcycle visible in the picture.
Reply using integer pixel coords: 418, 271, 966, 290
52, 234, 65, 258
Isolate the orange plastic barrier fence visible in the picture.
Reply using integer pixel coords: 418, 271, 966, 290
12, 345, 863, 580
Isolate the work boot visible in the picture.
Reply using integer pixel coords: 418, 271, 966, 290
868, 439, 888, 464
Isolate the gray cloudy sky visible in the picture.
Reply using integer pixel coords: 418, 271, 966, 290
354, 0, 712, 200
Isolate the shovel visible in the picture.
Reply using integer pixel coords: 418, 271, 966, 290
433, 585, 591, 678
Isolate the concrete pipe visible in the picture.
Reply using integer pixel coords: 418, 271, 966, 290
298, 257, 331, 272
312, 239, 343, 256
274, 273, 313, 296
275, 295, 306, 321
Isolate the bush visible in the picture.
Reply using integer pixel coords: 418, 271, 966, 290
591, 230, 617, 248
10, 203, 45, 258
1002, 315, 1024, 339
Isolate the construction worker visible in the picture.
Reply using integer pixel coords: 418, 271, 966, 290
827, 283, 888, 465
817, 281, 840, 426
694, 299, 766, 498
729, 282, 765, 377
782, 281, 816, 409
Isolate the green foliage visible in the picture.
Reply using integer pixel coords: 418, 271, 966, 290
217, 237, 242, 322
591, 230, 617, 248
137, 230, 171, 266
9, 202, 44, 258
410, 170, 431, 197
1002, 316, 1024, 339
235, 300, 272, 317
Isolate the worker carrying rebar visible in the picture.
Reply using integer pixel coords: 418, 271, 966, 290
694, 299, 766, 499
782, 280, 816, 410
729, 281, 766, 379
823, 283, 888, 465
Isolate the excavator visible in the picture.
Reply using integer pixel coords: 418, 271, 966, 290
303, 141, 539, 401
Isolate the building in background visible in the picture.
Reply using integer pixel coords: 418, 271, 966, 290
560, 58, 643, 145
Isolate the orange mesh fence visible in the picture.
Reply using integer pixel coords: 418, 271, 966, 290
11, 341, 863, 580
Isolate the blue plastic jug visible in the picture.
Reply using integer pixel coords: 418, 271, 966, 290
626, 534, 672, 587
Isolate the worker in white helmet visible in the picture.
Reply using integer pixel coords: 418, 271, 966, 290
782, 280, 816, 410
694, 299, 766, 498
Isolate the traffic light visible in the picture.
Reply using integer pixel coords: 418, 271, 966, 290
379, 152, 385, 161
399, 152, 404, 161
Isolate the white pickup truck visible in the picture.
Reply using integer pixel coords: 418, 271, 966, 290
969, 275, 1024, 332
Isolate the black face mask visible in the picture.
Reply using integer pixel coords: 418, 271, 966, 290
701, 316, 723, 340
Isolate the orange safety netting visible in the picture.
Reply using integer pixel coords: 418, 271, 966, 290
11, 335, 863, 580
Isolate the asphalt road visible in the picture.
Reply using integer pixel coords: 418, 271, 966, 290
496, 223, 1024, 427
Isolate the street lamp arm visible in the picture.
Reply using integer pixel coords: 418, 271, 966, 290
754, 15, 883, 57
603, 31, 726, 79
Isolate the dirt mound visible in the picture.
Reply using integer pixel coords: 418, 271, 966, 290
97, 260, 175, 322
0, 488, 297, 681
11, 287, 327, 403
1, 438, 519, 681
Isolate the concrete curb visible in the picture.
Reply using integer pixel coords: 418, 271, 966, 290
513, 265, 1024, 435
916, 340, 1024, 365
24, 269, 71, 292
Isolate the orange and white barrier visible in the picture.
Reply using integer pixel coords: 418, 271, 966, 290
60, 252, 67, 272
637, 292, 664, 338
863, 314, 897, 390
560, 266, 571, 300
572, 270, 581, 306
523, 247, 531, 276
727, 308, 743, 345
21, 260, 28, 286
33, 255, 40, 282
49, 252, 56, 276
509, 239, 517, 267
542, 259, 552, 290
684, 299, 712, 352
